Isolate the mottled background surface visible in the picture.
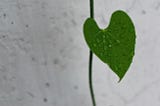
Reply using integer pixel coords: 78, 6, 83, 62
0, 0, 160, 106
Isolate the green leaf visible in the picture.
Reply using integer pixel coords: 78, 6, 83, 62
83, 10, 136, 82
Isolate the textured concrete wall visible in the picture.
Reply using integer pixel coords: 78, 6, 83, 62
1, 0, 160, 106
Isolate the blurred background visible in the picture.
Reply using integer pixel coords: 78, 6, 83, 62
1, 0, 160, 106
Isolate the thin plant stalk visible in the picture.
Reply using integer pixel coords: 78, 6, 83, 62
89, 0, 96, 106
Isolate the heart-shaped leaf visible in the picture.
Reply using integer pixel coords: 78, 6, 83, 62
83, 10, 136, 81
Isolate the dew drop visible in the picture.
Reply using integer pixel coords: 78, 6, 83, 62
116, 40, 120, 43
108, 44, 112, 47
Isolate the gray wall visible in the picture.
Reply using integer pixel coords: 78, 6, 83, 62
1, 0, 160, 106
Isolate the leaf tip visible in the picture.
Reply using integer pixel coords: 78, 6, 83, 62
117, 77, 123, 83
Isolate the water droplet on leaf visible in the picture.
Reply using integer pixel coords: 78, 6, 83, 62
109, 44, 112, 47
116, 40, 120, 43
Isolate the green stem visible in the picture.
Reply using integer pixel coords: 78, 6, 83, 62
90, 0, 94, 18
89, 0, 96, 106
89, 51, 96, 106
